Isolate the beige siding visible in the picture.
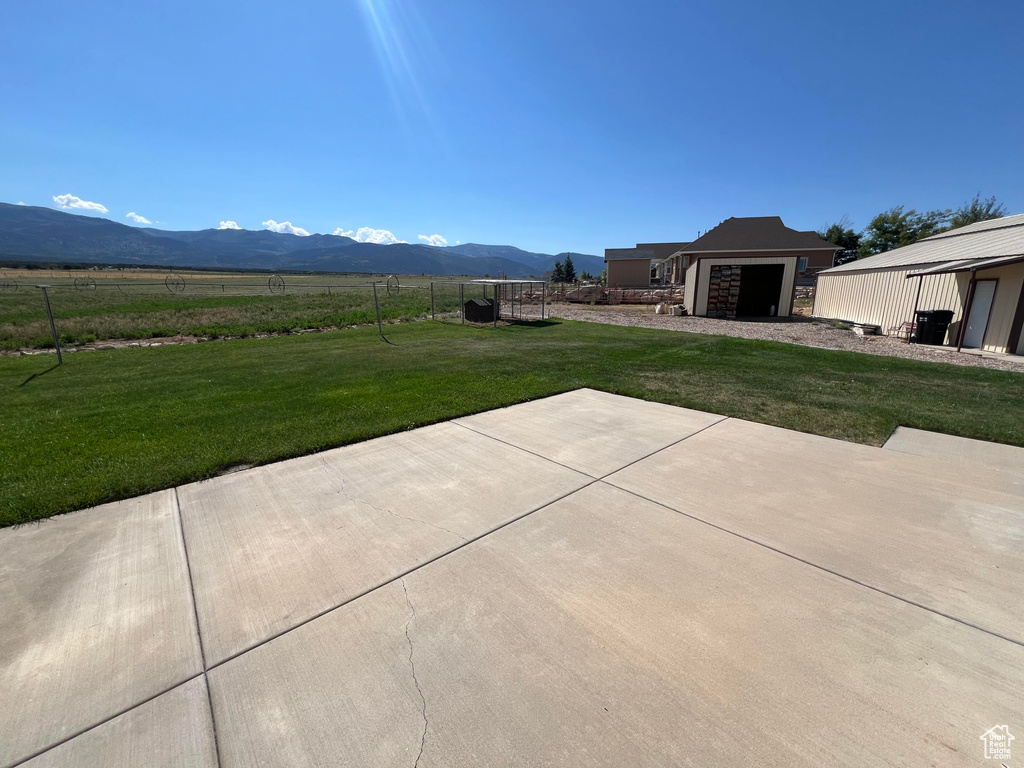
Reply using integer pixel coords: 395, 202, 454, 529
814, 267, 962, 340
606, 259, 651, 287
955, 263, 1024, 353
673, 255, 691, 285
684, 262, 698, 311
692, 256, 798, 317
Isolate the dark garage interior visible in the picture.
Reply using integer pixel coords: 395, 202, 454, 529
736, 264, 785, 317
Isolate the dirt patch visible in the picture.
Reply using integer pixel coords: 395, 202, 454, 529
0, 326, 363, 357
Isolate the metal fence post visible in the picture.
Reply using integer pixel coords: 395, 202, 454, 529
541, 283, 546, 320
372, 281, 385, 339
430, 281, 435, 320
460, 283, 465, 324
38, 286, 63, 365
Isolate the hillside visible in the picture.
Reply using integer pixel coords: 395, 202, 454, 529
447, 243, 604, 276
0, 203, 600, 277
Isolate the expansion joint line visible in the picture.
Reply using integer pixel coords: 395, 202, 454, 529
401, 578, 429, 768
174, 487, 224, 768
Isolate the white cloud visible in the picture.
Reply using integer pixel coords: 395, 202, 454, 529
218, 220, 242, 230
53, 194, 108, 213
334, 226, 406, 245
125, 212, 152, 225
262, 219, 311, 236
418, 234, 448, 247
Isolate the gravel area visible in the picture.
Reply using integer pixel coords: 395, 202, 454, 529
548, 304, 1024, 373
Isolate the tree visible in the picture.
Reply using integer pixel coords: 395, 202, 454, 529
859, 206, 951, 257
818, 217, 861, 266
551, 260, 564, 282
563, 254, 577, 283
579, 269, 593, 282
949, 194, 1005, 230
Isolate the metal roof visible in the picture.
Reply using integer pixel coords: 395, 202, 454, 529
822, 213, 1024, 273
905, 253, 1024, 277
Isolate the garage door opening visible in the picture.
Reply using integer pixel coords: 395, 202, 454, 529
736, 265, 785, 317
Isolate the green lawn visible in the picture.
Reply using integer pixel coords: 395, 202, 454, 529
2, 319, 1021, 526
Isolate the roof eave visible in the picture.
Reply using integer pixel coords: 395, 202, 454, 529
905, 253, 1024, 277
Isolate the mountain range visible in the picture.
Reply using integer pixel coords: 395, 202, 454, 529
0, 203, 602, 277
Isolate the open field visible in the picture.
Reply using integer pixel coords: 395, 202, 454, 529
3, 319, 1022, 526
0, 268, 474, 350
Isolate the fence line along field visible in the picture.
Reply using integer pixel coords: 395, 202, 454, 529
0, 267, 457, 351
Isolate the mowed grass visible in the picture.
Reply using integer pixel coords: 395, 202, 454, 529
2, 319, 1022, 526
0, 271, 453, 349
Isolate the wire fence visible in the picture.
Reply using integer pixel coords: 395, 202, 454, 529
429, 280, 547, 324
1, 272, 560, 364
1, 273, 430, 363
545, 282, 686, 305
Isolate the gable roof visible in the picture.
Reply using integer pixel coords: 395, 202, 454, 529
822, 212, 1024, 273
679, 217, 839, 254
636, 241, 692, 260
604, 247, 655, 261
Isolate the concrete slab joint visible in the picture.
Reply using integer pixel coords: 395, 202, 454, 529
3, 389, 1023, 767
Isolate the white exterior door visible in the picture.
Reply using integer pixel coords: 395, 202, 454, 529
962, 280, 997, 349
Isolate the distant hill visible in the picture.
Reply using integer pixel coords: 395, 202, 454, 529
0, 204, 193, 262
283, 241, 542, 278
0, 203, 600, 277
446, 243, 604, 276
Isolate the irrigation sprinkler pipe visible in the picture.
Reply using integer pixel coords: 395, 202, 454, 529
37, 286, 63, 365
372, 281, 385, 340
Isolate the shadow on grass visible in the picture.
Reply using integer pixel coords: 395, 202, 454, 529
18, 363, 61, 388
510, 319, 561, 328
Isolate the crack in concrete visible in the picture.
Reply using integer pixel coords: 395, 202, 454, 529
401, 578, 429, 768
319, 455, 466, 541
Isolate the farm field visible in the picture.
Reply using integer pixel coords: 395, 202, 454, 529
2, 318, 1022, 526
0, 267, 475, 350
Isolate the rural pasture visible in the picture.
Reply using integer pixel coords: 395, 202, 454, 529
0, 267, 479, 350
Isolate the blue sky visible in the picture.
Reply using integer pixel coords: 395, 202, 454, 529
2, 0, 1022, 255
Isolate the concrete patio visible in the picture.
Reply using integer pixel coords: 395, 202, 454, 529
2, 388, 1022, 767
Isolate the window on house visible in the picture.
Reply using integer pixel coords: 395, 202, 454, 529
798, 257, 808, 272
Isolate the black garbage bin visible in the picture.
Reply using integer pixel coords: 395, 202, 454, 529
929, 309, 954, 345
914, 309, 953, 345
914, 311, 934, 344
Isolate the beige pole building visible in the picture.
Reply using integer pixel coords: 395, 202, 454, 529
813, 214, 1024, 355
